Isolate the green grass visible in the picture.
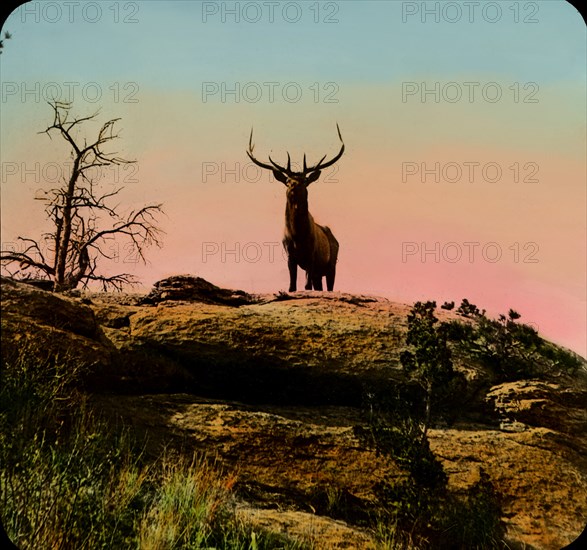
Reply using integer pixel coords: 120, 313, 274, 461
0, 343, 309, 549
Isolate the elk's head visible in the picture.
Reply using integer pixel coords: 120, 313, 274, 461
246, 125, 345, 207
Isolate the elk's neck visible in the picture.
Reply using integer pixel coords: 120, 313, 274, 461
285, 198, 312, 238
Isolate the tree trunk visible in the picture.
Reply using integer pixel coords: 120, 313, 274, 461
54, 160, 80, 290
421, 380, 433, 445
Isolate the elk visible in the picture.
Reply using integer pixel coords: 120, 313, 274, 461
247, 125, 344, 291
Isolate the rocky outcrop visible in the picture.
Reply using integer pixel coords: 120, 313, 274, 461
486, 380, 587, 441
140, 275, 256, 306
124, 292, 410, 403
0, 277, 110, 377
0, 276, 455, 400
1, 276, 96, 338
91, 390, 587, 550
2, 275, 586, 548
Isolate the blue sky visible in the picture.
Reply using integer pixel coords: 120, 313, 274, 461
3, 1, 585, 86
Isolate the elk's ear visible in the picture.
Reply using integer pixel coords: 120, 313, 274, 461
305, 170, 322, 186
272, 170, 288, 185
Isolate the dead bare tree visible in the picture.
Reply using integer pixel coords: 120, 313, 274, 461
1, 100, 163, 291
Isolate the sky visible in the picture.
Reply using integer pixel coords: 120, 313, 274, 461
1, 0, 586, 356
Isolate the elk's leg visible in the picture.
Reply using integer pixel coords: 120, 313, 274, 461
304, 270, 313, 290
326, 264, 336, 291
312, 275, 323, 291
288, 255, 298, 292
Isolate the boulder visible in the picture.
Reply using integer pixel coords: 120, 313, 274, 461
1, 276, 97, 338
140, 274, 255, 306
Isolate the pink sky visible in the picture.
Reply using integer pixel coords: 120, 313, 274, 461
2, 81, 585, 356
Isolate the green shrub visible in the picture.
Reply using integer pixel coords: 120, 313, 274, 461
455, 298, 484, 317
356, 301, 506, 548
362, 415, 505, 548
444, 301, 584, 381
399, 301, 466, 434
363, 414, 446, 490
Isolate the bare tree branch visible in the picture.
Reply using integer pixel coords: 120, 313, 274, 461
2, 100, 164, 291
0, 250, 54, 276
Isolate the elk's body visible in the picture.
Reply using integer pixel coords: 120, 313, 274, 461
247, 125, 344, 291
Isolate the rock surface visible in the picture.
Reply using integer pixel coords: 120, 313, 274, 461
2, 275, 586, 549
140, 274, 256, 306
